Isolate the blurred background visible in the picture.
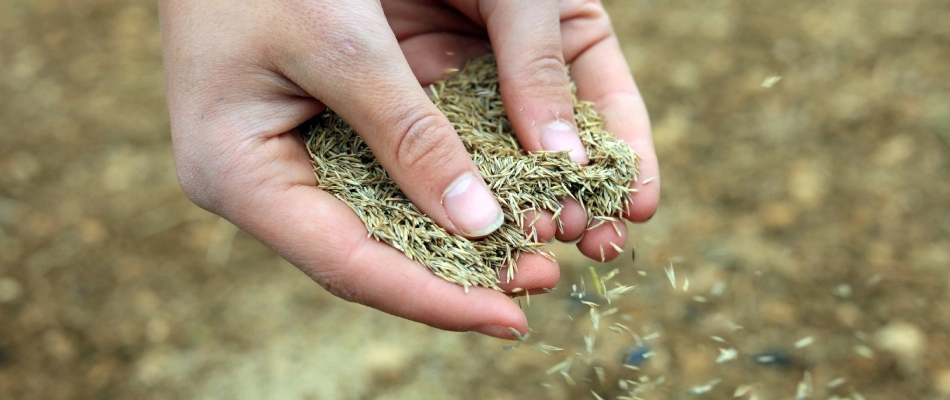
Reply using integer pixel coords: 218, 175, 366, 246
1, 0, 948, 398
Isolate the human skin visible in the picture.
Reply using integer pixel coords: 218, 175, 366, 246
159, 0, 659, 339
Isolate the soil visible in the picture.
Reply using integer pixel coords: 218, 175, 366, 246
1, 0, 948, 399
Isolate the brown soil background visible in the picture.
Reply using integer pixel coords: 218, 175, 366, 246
1, 0, 948, 399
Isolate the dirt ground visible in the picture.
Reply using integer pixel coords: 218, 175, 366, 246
1, 0, 948, 399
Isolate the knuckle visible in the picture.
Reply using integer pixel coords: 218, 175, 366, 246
308, 267, 363, 304
302, 242, 365, 304
562, 0, 606, 18
172, 139, 242, 214
521, 52, 570, 90
175, 162, 220, 212
392, 113, 459, 172
298, 236, 367, 304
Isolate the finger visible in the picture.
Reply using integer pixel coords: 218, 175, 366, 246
278, 3, 504, 238
467, 0, 595, 245
220, 132, 552, 339
559, 3, 660, 222
554, 197, 588, 243
496, 253, 560, 294
577, 219, 628, 263
522, 209, 557, 243
444, 0, 588, 165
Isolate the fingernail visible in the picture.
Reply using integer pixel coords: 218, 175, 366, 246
442, 173, 504, 237
541, 121, 589, 164
472, 324, 515, 339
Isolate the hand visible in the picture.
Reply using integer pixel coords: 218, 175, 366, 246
159, 0, 659, 339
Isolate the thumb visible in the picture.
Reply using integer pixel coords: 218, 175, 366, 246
278, 2, 504, 238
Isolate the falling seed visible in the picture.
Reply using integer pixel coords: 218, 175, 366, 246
716, 348, 738, 363
665, 263, 676, 289
546, 357, 574, 375
761, 75, 782, 88
796, 371, 813, 400
735, 384, 755, 397
827, 377, 846, 389
686, 379, 722, 394
606, 284, 636, 297
614, 323, 634, 335
508, 327, 527, 342
682, 277, 690, 292
539, 344, 564, 353
794, 336, 815, 349
502, 328, 529, 351
854, 345, 874, 358
560, 371, 576, 386
590, 266, 604, 296
833, 283, 852, 298
584, 332, 596, 354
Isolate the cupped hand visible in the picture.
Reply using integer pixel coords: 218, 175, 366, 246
159, 0, 658, 339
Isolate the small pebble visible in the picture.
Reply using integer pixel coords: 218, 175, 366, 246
933, 369, 950, 395
873, 321, 926, 369
759, 299, 799, 325
362, 344, 408, 382
835, 303, 862, 327
623, 345, 652, 367
43, 329, 76, 362
832, 283, 852, 298
0, 277, 23, 303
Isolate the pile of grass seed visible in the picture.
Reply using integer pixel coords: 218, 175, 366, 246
304, 55, 638, 290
